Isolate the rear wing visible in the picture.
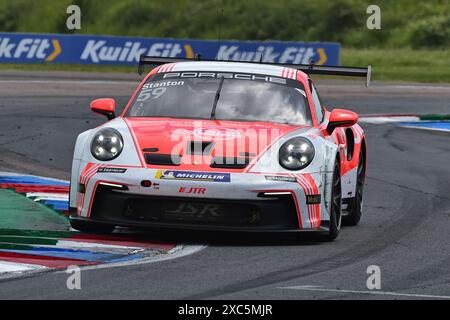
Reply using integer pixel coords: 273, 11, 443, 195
138, 55, 372, 87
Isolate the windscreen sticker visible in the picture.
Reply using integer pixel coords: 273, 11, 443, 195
142, 80, 185, 90
162, 72, 287, 85
136, 87, 167, 101
295, 88, 306, 97
138, 80, 186, 101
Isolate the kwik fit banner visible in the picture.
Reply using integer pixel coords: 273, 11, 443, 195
0, 32, 340, 66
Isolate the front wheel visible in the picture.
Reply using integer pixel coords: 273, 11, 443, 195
70, 219, 115, 234
324, 158, 342, 241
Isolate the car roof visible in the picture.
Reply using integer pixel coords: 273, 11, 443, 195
155, 61, 309, 82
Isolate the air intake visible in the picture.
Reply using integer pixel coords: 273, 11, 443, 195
187, 141, 214, 155
210, 157, 251, 169
145, 154, 181, 166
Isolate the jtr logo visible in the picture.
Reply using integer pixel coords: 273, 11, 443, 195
178, 187, 206, 194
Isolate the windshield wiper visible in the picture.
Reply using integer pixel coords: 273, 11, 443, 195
210, 76, 225, 120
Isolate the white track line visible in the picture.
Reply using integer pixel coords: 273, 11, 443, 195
32, 196, 69, 202
0, 244, 207, 280
0, 171, 69, 184
0, 261, 47, 273
280, 285, 450, 299
359, 116, 420, 124
398, 124, 450, 133
69, 244, 207, 273
26, 192, 69, 199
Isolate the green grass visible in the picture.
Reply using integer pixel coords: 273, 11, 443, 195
2, 0, 449, 48
1, 48, 449, 83
341, 48, 450, 83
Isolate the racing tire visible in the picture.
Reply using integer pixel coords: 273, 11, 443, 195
70, 219, 115, 234
324, 158, 342, 241
343, 149, 365, 226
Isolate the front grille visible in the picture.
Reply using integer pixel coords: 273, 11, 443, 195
124, 198, 261, 226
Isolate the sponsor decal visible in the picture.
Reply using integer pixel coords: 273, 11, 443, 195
306, 194, 321, 205
0, 36, 61, 62
217, 45, 328, 64
163, 72, 286, 85
136, 87, 167, 101
81, 41, 188, 63
194, 128, 241, 140
97, 167, 127, 174
155, 170, 231, 183
142, 80, 185, 89
170, 127, 242, 140
178, 187, 207, 194
265, 175, 297, 183
0, 33, 340, 66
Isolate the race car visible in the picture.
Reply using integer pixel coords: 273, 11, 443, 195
69, 56, 370, 240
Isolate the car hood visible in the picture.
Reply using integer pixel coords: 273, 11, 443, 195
124, 117, 306, 172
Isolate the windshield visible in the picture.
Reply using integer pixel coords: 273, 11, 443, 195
126, 71, 312, 125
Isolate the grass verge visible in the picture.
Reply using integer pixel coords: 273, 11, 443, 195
0, 48, 449, 83
341, 48, 450, 83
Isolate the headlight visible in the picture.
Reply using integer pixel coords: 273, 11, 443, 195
90, 128, 123, 161
279, 137, 315, 170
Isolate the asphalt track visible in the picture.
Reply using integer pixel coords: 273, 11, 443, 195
0, 70, 449, 299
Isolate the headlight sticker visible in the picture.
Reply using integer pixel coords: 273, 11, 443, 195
265, 175, 297, 183
97, 167, 127, 174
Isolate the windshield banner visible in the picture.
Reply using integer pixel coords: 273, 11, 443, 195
0, 32, 340, 66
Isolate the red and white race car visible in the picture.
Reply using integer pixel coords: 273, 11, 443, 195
69, 57, 370, 240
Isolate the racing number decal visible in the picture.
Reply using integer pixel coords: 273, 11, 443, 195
137, 87, 167, 101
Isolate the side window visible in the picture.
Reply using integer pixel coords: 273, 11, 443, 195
310, 81, 324, 123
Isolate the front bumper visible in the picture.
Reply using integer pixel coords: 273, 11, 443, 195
71, 167, 328, 231
71, 184, 302, 231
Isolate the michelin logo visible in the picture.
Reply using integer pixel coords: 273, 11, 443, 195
217, 45, 327, 65
0, 37, 60, 61
81, 41, 189, 63
156, 170, 231, 183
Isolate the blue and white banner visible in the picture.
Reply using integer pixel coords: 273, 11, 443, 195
0, 32, 340, 66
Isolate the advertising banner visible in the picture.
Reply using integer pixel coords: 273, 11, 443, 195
0, 32, 340, 66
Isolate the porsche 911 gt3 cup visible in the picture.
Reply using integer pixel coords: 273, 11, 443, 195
69, 56, 369, 240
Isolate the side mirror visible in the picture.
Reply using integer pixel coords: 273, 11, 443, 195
90, 98, 116, 120
327, 109, 358, 134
